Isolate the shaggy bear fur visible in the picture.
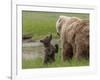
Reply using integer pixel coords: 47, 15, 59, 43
40, 34, 58, 64
56, 16, 89, 61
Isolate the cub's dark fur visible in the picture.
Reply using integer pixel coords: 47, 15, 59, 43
40, 34, 58, 64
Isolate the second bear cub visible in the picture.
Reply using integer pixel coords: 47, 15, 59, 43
40, 34, 58, 64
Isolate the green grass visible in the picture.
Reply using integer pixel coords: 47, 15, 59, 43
22, 50, 89, 69
22, 11, 89, 40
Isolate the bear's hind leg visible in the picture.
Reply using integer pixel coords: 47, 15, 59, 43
62, 43, 73, 61
74, 44, 85, 60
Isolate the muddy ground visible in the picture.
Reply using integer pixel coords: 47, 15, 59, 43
22, 39, 60, 60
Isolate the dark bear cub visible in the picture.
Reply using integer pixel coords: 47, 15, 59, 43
40, 34, 58, 64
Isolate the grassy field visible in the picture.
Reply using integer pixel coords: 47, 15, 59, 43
22, 11, 89, 69
22, 49, 89, 69
22, 11, 89, 40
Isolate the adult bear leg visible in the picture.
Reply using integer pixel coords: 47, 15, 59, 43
62, 42, 73, 61
74, 43, 85, 60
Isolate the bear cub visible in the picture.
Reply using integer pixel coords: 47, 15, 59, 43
40, 34, 58, 64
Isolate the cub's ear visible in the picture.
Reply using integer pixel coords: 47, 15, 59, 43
49, 34, 52, 40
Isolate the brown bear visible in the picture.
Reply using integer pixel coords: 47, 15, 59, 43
56, 16, 89, 61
